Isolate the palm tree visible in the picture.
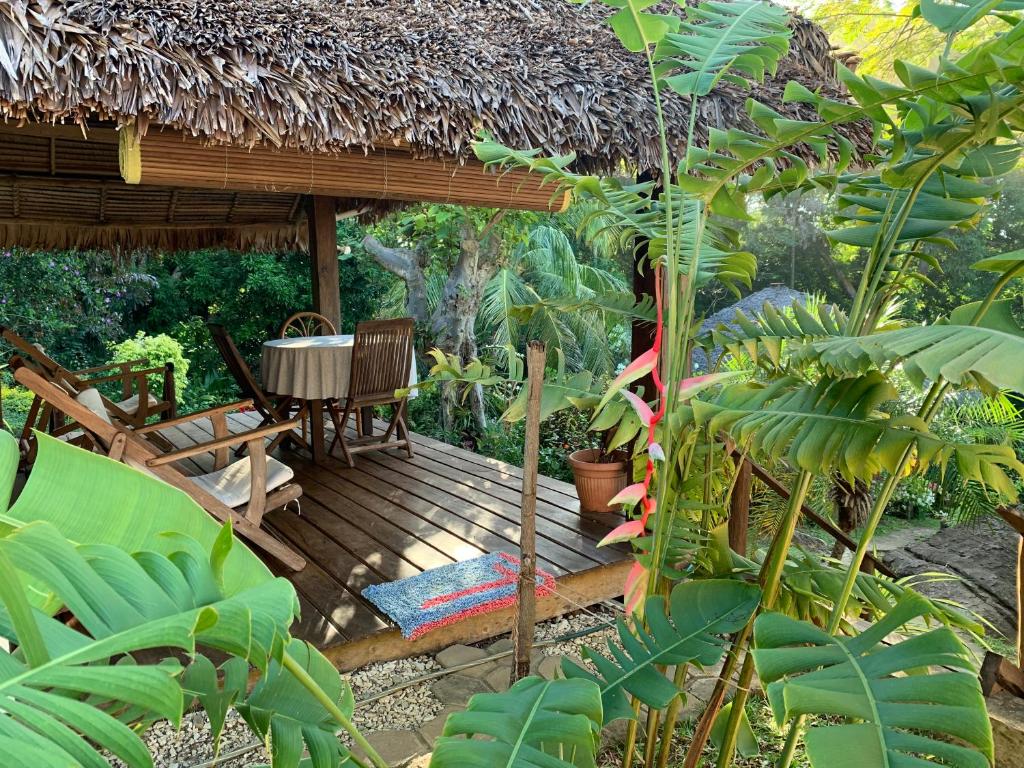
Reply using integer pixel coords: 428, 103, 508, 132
478, 221, 632, 378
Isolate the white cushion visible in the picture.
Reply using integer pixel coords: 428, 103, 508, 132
191, 456, 295, 509
116, 393, 160, 415
75, 388, 112, 425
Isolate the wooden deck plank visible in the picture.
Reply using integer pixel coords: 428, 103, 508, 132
263, 512, 391, 637
325, 455, 599, 572
153, 408, 629, 666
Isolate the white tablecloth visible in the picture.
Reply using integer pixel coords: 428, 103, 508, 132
261, 334, 417, 401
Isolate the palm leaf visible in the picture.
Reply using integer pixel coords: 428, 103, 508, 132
561, 579, 761, 723
752, 594, 993, 768
430, 677, 602, 768
691, 373, 1024, 494
793, 301, 1024, 392
0, 520, 298, 768
656, 0, 791, 98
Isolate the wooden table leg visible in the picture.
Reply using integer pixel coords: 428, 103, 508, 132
360, 406, 374, 437
310, 398, 326, 464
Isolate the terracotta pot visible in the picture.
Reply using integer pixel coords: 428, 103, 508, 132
569, 448, 629, 513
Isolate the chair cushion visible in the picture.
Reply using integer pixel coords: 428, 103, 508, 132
75, 388, 113, 425
191, 455, 295, 509
116, 393, 160, 415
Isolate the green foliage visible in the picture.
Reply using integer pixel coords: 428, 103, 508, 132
692, 373, 1024, 494
0, 247, 155, 368
0, 371, 34, 435
0, 520, 299, 768
108, 331, 190, 399
562, 580, 761, 723
753, 594, 993, 768
430, 677, 603, 768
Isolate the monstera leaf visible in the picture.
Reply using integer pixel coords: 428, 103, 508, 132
561, 579, 762, 723
0, 520, 299, 768
752, 594, 993, 768
237, 639, 357, 768
430, 677, 603, 768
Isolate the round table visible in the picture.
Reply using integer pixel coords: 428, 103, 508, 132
261, 334, 418, 462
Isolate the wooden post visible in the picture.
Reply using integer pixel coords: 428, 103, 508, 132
307, 196, 341, 333
728, 456, 751, 555
511, 340, 546, 685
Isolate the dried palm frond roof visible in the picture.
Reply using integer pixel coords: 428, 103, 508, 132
0, 0, 868, 173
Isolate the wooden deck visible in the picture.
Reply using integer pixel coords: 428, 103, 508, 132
160, 411, 631, 670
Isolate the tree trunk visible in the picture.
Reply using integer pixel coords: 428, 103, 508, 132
363, 212, 503, 433
829, 474, 873, 560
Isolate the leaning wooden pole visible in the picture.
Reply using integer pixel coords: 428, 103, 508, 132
511, 341, 546, 685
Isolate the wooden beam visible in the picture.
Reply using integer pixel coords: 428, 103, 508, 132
320, 560, 630, 672
512, 341, 545, 685
307, 196, 341, 333
728, 455, 751, 555
120, 128, 569, 212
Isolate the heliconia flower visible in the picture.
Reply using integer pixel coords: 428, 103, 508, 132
597, 348, 658, 412
624, 561, 649, 615
622, 389, 655, 427
598, 519, 646, 547
608, 482, 647, 508
677, 371, 737, 400
648, 441, 665, 462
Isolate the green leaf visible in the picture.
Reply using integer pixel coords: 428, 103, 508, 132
430, 676, 602, 768
238, 639, 355, 768
608, 5, 677, 52
918, 0, 1023, 34
561, 580, 761, 723
753, 594, 993, 768
657, 0, 790, 97
972, 246, 1024, 273
709, 701, 759, 758
691, 373, 1024, 492
795, 319, 1024, 392
0, 520, 298, 768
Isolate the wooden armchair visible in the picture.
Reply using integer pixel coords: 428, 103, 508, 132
12, 358, 306, 571
1, 325, 176, 429
328, 318, 415, 467
207, 323, 307, 454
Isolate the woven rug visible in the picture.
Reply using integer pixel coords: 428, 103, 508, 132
362, 552, 556, 639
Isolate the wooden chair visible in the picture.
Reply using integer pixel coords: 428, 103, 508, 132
1, 325, 177, 429
278, 311, 337, 339
11, 358, 306, 570
327, 318, 415, 467
207, 323, 307, 454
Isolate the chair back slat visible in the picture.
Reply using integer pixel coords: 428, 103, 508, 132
348, 319, 415, 402
207, 324, 277, 411
279, 312, 337, 339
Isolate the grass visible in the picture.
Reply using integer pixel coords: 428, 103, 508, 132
599, 696, 811, 768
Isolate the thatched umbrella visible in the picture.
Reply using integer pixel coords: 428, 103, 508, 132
0, 0, 868, 175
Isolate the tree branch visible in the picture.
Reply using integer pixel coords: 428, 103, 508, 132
362, 235, 430, 323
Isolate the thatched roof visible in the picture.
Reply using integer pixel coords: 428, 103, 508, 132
0, 0, 867, 173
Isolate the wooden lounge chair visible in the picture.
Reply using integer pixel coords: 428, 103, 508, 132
278, 311, 337, 338
11, 358, 307, 571
207, 323, 307, 454
327, 318, 415, 467
1, 325, 177, 429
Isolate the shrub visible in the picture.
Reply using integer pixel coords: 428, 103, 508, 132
108, 332, 189, 400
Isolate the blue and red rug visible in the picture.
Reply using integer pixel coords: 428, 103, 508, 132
362, 552, 556, 639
